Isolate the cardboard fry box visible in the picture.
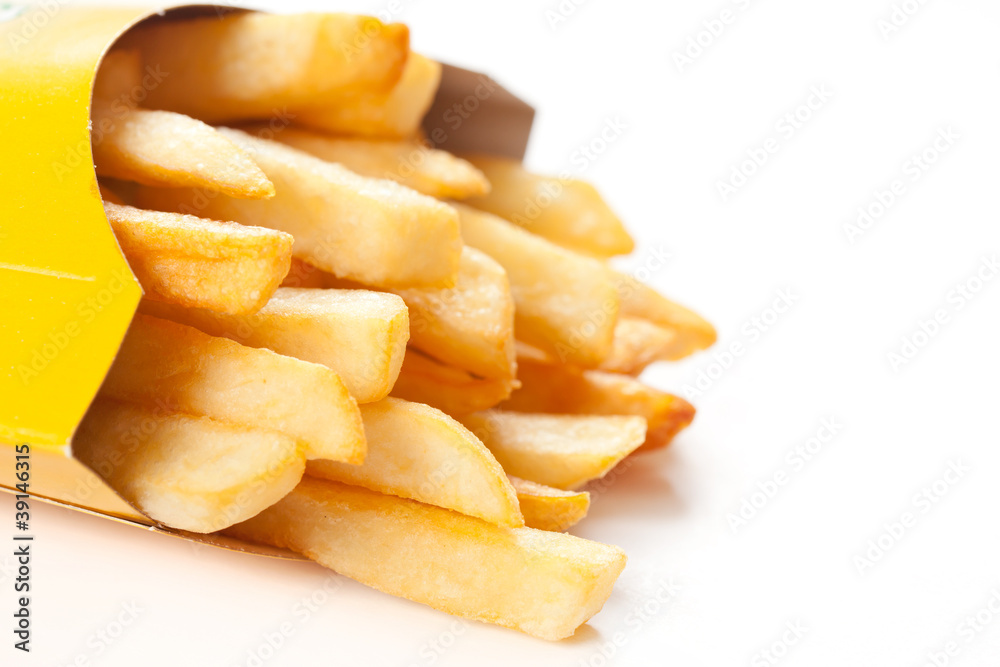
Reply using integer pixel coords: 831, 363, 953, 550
0, 4, 534, 554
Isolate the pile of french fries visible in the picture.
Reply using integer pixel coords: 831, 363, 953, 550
77, 11, 715, 641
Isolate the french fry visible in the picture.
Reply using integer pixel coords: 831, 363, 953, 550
323, 246, 515, 379
134, 129, 463, 289
224, 477, 627, 640
519, 318, 681, 375
454, 203, 618, 367
609, 269, 716, 359
96, 44, 269, 197
92, 104, 275, 199
390, 247, 515, 380
463, 154, 634, 257
117, 13, 409, 122
139, 287, 409, 404
265, 128, 489, 199
75, 398, 304, 533
295, 52, 441, 139
100, 314, 365, 463
509, 476, 590, 533
597, 316, 683, 375
460, 411, 646, 490
500, 357, 695, 451
307, 398, 522, 527
104, 202, 292, 315
391, 349, 517, 415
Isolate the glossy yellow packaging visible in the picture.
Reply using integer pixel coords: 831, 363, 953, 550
0, 5, 150, 524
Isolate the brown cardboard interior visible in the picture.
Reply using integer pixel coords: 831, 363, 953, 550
422, 64, 535, 160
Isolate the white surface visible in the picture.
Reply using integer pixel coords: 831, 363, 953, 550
13, 0, 1000, 665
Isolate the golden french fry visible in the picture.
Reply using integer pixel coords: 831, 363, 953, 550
609, 269, 716, 359
139, 287, 409, 404
463, 154, 634, 257
75, 398, 304, 533
389, 247, 515, 380
460, 411, 646, 490
455, 203, 618, 367
264, 127, 489, 199
295, 52, 441, 139
597, 317, 683, 375
391, 349, 517, 415
500, 357, 695, 451
117, 13, 409, 122
509, 476, 590, 533
100, 314, 365, 463
134, 129, 462, 289
323, 246, 515, 379
224, 476, 627, 640
104, 202, 292, 315
518, 318, 681, 375
92, 105, 275, 199
307, 398, 522, 527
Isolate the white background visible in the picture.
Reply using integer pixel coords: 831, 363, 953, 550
12, 0, 1000, 665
